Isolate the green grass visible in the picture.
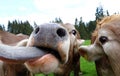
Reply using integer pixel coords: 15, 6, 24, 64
35, 40, 97, 76
80, 57, 97, 76
83, 40, 91, 45
80, 40, 97, 76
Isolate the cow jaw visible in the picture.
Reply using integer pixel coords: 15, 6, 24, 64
25, 54, 59, 74
25, 37, 70, 74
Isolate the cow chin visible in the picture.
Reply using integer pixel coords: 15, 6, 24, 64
25, 54, 59, 74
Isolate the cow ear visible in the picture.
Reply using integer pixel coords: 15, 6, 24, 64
16, 39, 28, 46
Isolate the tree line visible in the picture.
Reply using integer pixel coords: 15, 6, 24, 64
52, 5, 111, 39
0, 20, 33, 35
0, 5, 116, 39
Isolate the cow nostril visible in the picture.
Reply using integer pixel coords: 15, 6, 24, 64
57, 28, 66, 37
35, 27, 40, 34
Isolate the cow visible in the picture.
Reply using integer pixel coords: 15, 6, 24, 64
79, 15, 120, 76
0, 23, 84, 76
53, 23, 83, 76
0, 30, 29, 45
0, 30, 30, 76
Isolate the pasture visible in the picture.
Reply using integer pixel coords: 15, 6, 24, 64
36, 40, 97, 76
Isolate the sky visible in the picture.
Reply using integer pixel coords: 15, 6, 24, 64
0, 0, 120, 27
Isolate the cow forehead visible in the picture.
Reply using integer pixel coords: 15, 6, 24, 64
61, 23, 75, 32
92, 15, 120, 42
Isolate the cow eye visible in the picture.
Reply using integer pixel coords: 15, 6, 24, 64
99, 36, 108, 44
72, 30, 77, 35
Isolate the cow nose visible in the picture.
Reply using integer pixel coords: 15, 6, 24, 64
28, 23, 70, 63
34, 27, 40, 34
33, 23, 68, 48
34, 26, 66, 38
57, 28, 66, 37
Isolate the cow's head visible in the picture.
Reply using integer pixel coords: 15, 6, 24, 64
25, 23, 84, 74
0, 23, 84, 74
79, 15, 120, 75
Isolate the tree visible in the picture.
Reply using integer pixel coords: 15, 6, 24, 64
0, 24, 5, 31
75, 18, 78, 26
51, 17, 63, 23
7, 20, 33, 35
106, 10, 110, 16
86, 20, 96, 38
75, 17, 89, 39
95, 5, 105, 21
7, 21, 12, 32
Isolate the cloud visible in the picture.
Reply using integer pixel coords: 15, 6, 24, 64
18, 6, 28, 11
33, 0, 82, 10
100, 0, 120, 14
33, 0, 100, 23
1, 0, 120, 27
0, 0, 100, 27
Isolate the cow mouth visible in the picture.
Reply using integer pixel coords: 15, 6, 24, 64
24, 45, 63, 74
35, 46, 61, 62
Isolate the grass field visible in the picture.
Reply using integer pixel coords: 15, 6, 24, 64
35, 40, 97, 76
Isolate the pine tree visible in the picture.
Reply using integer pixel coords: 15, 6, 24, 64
0, 24, 5, 31
76, 17, 89, 39
95, 5, 105, 21
52, 17, 63, 23
7, 20, 33, 35
75, 18, 78, 26
86, 20, 96, 39
106, 10, 110, 16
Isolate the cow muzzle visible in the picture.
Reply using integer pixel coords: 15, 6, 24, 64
79, 44, 104, 61
27, 23, 70, 63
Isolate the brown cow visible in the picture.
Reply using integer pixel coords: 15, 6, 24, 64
0, 23, 84, 76
53, 23, 83, 76
79, 15, 120, 76
0, 30, 29, 45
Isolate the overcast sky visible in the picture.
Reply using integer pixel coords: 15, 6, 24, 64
0, 0, 120, 26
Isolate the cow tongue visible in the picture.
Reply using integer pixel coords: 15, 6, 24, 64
0, 44, 47, 63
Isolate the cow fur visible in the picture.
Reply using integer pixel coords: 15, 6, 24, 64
91, 15, 118, 76
53, 23, 82, 76
0, 30, 30, 76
